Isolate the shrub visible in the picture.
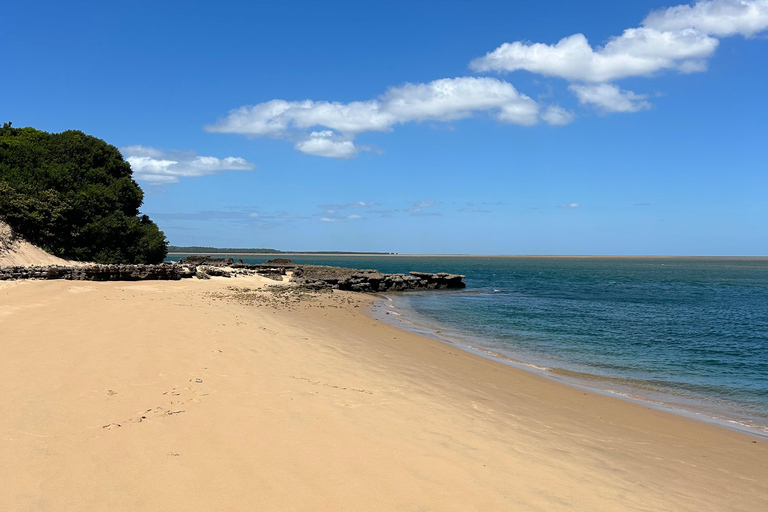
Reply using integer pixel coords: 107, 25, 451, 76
0, 123, 167, 263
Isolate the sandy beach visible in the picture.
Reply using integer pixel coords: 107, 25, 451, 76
1, 276, 766, 511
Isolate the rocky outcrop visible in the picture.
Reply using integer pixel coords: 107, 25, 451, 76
409, 272, 467, 289
181, 256, 235, 267
290, 265, 466, 292
0, 263, 188, 281
0, 260, 467, 291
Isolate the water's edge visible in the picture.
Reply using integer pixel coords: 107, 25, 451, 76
370, 293, 768, 439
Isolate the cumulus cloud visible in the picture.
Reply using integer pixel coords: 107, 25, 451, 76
122, 145, 255, 184
470, 0, 768, 114
294, 131, 362, 159
541, 104, 576, 125
207, 77, 544, 158
643, 0, 768, 37
379, 77, 539, 126
569, 84, 652, 113
470, 28, 718, 83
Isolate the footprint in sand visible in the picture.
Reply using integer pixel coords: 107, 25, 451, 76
132, 407, 186, 423
335, 401, 362, 408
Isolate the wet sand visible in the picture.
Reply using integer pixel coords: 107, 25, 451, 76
1, 277, 766, 511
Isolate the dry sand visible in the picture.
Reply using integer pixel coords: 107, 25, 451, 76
1, 276, 766, 511
0, 220, 85, 266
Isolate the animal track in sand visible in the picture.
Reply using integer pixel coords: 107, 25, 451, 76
287, 375, 374, 395
132, 407, 187, 423
101, 380, 209, 430
101, 406, 188, 429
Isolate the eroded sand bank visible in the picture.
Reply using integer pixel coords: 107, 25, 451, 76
1, 277, 766, 511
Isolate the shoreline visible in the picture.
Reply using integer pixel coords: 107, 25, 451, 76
2, 277, 766, 510
168, 252, 768, 260
373, 294, 768, 438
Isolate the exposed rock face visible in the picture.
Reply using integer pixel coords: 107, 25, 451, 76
409, 272, 467, 289
0, 261, 467, 291
289, 265, 466, 292
181, 256, 235, 267
266, 258, 293, 265
0, 263, 186, 281
197, 265, 231, 278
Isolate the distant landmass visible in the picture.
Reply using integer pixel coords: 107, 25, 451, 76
168, 246, 394, 255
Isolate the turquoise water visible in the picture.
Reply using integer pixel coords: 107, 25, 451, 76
171, 255, 768, 433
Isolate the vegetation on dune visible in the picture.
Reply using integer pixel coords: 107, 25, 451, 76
0, 123, 167, 263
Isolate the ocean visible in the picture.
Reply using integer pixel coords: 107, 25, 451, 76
171, 254, 768, 435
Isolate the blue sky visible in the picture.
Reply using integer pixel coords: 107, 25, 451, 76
3, 0, 767, 255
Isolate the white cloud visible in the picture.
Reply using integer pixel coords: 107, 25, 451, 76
318, 201, 380, 209
207, 77, 541, 158
379, 77, 539, 126
569, 84, 652, 113
294, 131, 361, 159
211, 99, 392, 137
122, 145, 255, 184
318, 213, 364, 222
643, 0, 768, 37
470, 29, 718, 83
314, 201, 379, 222
469, 1, 768, 115
541, 104, 576, 125
559, 203, 580, 209
407, 200, 441, 216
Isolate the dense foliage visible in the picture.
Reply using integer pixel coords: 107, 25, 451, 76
0, 123, 167, 263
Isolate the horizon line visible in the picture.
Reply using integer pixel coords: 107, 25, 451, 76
167, 252, 768, 259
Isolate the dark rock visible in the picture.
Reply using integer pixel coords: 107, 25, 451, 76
181, 256, 234, 267
266, 258, 293, 265
198, 266, 231, 278
0, 262, 467, 292
289, 265, 466, 293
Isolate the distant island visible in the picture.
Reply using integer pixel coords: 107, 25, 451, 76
168, 246, 395, 255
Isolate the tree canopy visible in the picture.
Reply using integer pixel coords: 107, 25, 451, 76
0, 123, 167, 263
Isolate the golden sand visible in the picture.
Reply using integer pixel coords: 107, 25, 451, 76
1, 276, 766, 511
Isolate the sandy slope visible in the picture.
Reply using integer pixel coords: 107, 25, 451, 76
0, 220, 84, 266
0, 277, 766, 511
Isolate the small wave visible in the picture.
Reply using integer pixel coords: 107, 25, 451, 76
470, 347, 551, 372
461, 289, 503, 295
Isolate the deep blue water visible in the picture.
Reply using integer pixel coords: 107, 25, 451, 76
170, 255, 768, 433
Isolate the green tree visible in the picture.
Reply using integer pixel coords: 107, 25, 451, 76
0, 123, 168, 263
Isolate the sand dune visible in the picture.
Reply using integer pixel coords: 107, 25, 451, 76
0, 220, 85, 266
0, 276, 766, 511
